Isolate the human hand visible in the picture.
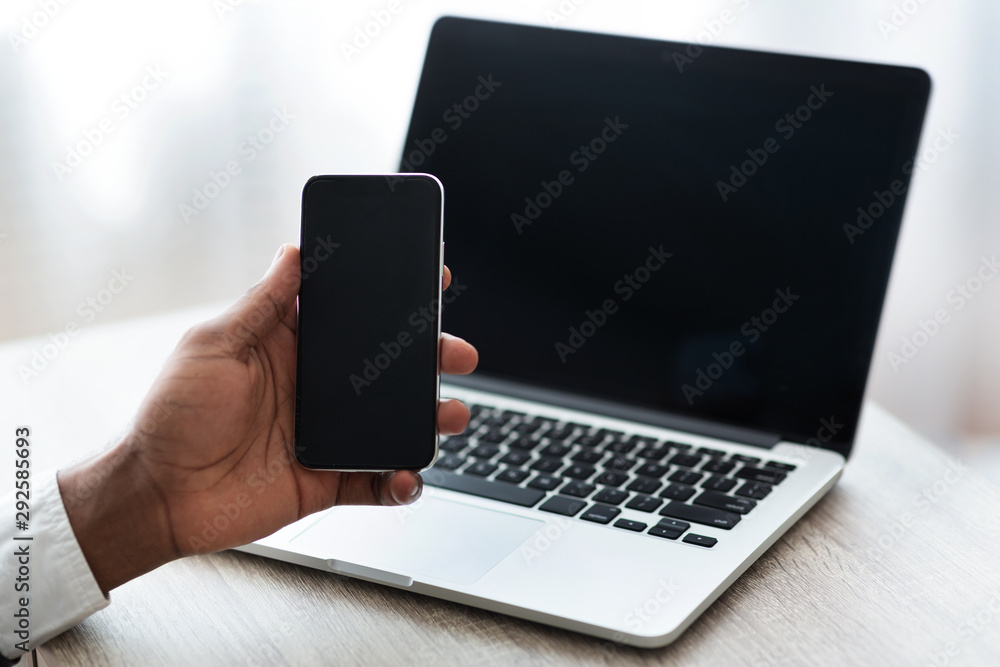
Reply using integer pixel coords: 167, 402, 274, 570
59, 244, 478, 593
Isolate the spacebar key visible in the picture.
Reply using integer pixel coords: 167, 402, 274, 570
424, 470, 546, 507
660, 501, 741, 529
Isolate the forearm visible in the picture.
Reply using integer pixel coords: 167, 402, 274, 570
58, 441, 179, 594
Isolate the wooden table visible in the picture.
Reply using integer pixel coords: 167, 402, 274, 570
3, 306, 999, 666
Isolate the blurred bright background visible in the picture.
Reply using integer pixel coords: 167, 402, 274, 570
1, 0, 997, 481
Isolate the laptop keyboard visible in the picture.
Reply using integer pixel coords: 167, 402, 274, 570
425, 404, 797, 548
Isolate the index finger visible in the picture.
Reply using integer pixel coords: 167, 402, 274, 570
443, 265, 452, 291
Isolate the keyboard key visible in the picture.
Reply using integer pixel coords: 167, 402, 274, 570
625, 494, 663, 513
560, 481, 596, 498
648, 525, 684, 540
593, 488, 629, 505
593, 470, 628, 487
464, 461, 498, 477
495, 468, 530, 484
637, 446, 669, 461
564, 464, 596, 480
765, 460, 798, 472
659, 484, 696, 501
694, 490, 757, 514
702, 475, 738, 493
606, 440, 636, 454
660, 501, 740, 529
564, 422, 589, 431
669, 470, 703, 485
541, 427, 574, 441
509, 436, 540, 451
697, 447, 726, 457
626, 477, 661, 494
731, 454, 761, 465
539, 495, 587, 517
597, 428, 625, 439
479, 430, 508, 444
656, 518, 690, 532
665, 440, 692, 450
440, 437, 468, 452
499, 450, 531, 466
530, 458, 563, 473
469, 404, 488, 417
470, 444, 500, 459
628, 435, 658, 447
701, 459, 735, 475
502, 409, 526, 419
514, 422, 541, 434
528, 474, 561, 491
735, 466, 786, 485
572, 449, 604, 464
635, 463, 669, 478
481, 414, 510, 429
605, 455, 636, 472
613, 519, 648, 532
683, 534, 718, 548
540, 442, 571, 458
425, 470, 545, 507
574, 433, 604, 447
735, 482, 772, 499
580, 504, 622, 525
669, 453, 702, 468
432, 454, 464, 470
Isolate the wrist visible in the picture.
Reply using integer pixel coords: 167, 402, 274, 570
58, 439, 179, 594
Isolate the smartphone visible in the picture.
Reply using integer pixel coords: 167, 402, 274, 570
294, 174, 444, 471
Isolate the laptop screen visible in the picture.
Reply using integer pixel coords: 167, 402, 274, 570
402, 17, 929, 456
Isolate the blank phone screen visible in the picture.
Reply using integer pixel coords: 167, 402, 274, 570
295, 175, 443, 470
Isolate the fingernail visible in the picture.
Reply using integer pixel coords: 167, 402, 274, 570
271, 245, 285, 266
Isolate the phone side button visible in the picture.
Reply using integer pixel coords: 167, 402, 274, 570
424, 470, 546, 508
327, 560, 414, 587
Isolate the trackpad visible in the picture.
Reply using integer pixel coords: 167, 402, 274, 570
291, 498, 543, 586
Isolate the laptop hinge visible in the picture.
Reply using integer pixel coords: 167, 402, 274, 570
444, 375, 782, 449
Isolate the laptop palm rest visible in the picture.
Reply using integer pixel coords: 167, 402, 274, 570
290, 497, 544, 586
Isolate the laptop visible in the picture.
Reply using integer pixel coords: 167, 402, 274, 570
237, 17, 930, 647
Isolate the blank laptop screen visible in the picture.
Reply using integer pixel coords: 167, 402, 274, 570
402, 17, 930, 455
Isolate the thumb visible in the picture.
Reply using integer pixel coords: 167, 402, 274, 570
218, 244, 301, 357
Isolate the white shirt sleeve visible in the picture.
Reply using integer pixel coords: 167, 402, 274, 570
1, 472, 110, 661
